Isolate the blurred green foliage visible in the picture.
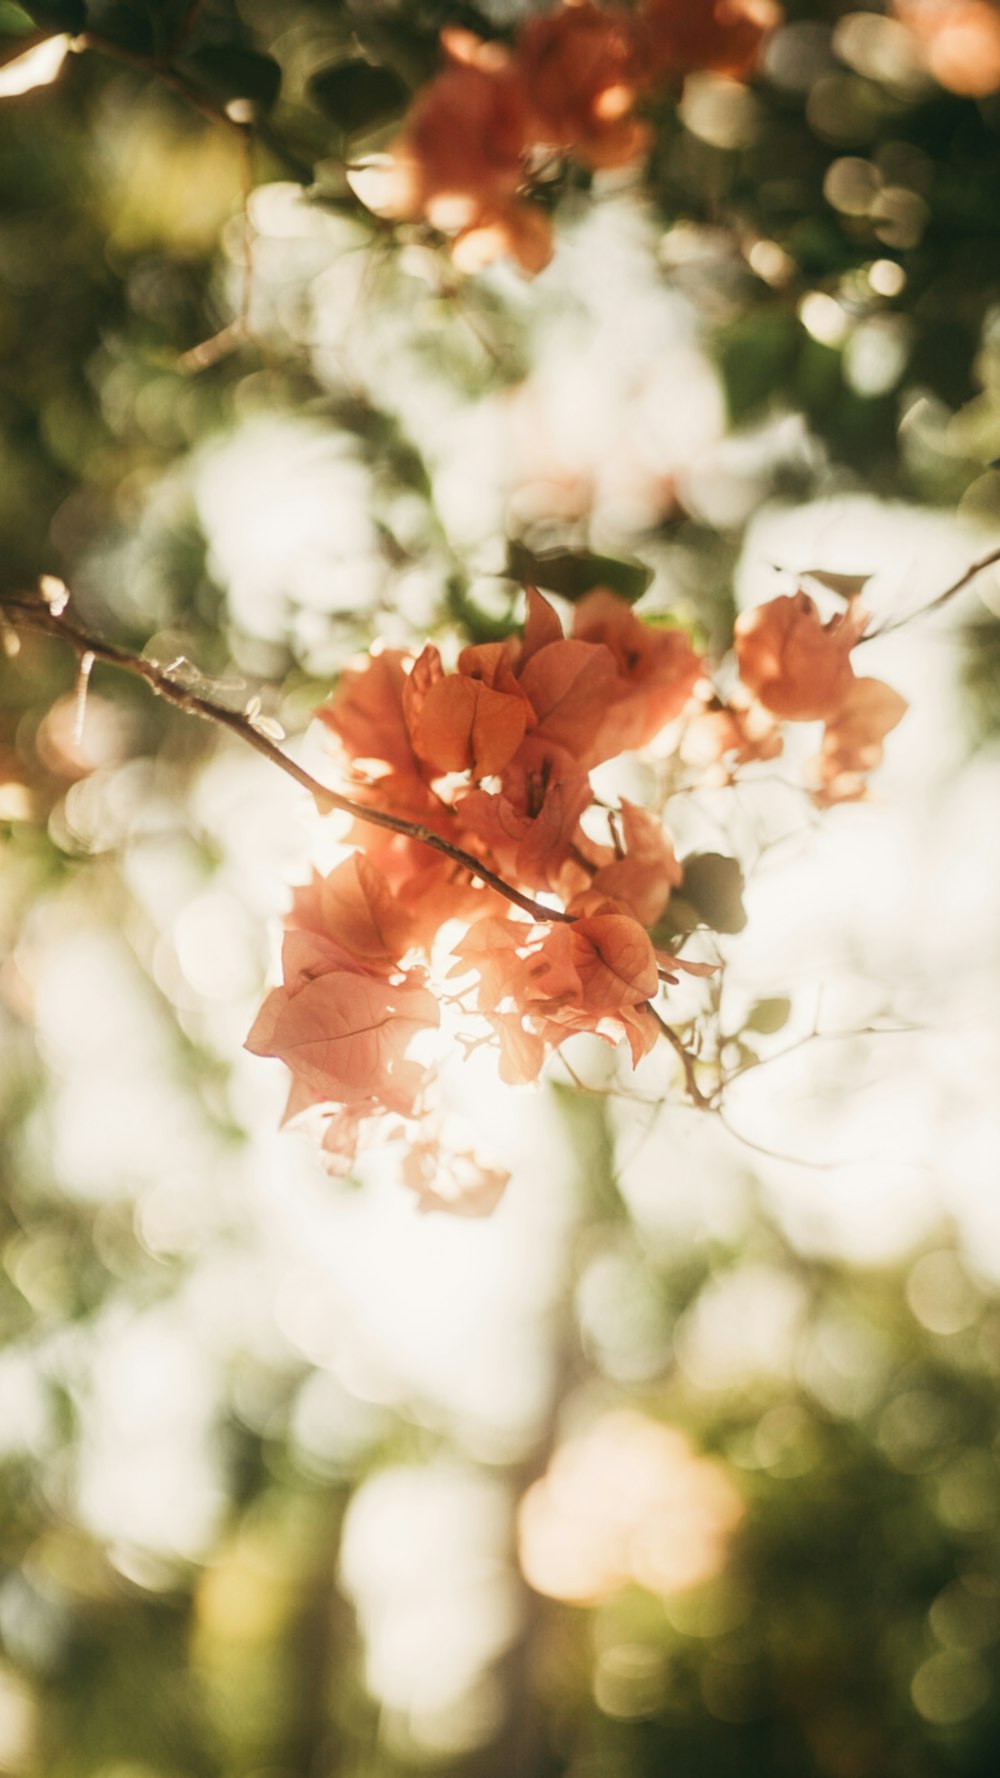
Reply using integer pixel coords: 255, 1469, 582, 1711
2, 4, 1000, 1776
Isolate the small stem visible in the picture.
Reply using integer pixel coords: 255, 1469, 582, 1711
165, 0, 206, 60
1, 593, 713, 1109
71, 32, 314, 184
647, 1004, 715, 1111
236, 128, 254, 338
75, 29, 235, 129
73, 650, 95, 748
0, 595, 570, 925
860, 542, 1000, 641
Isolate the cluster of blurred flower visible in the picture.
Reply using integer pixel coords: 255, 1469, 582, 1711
732, 590, 908, 805
894, 0, 1000, 96
365, 0, 780, 272
246, 580, 906, 1199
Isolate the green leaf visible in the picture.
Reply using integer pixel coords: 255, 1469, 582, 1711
446, 577, 518, 646
350, 14, 438, 89
746, 996, 792, 1035
20, 0, 84, 27
180, 44, 281, 112
678, 852, 747, 935
506, 541, 653, 605
0, 3, 37, 38
309, 59, 409, 138
715, 308, 801, 425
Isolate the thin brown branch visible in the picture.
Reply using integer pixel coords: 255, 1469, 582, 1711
74, 29, 244, 131
647, 1004, 716, 1111
0, 594, 570, 926
178, 128, 256, 371
721, 1020, 921, 1089
166, 0, 207, 60
236, 127, 254, 337
71, 31, 314, 184
1, 592, 718, 1111
861, 542, 1000, 641
716, 1110, 860, 1171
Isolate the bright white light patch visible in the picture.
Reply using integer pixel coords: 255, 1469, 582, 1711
0, 34, 68, 98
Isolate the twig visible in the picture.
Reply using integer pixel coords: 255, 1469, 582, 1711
71, 31, 313, 184
1, 593, 574, 925
179, 127, 256, 371
236, 127, 254, 338
75, 29, 243, 130
860, 543, 1000, 641
716, 1110, 861, 1171
72, 649, 95, 748
0, 594, 718, 1110
647, 1004, 716, 1111
165, 0, 206, 60
721, 1020, 921, 1089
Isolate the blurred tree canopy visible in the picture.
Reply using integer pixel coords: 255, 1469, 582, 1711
3, 3, 1000, 1776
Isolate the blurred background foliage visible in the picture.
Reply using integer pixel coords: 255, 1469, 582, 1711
3, 2, 1000, 1775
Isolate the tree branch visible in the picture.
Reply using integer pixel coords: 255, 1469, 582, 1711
72, 31, 315, 185
1, 591, 719, 1110
860, 542, 1000, 641
647, 1005, 716, 1111
165, 0, 207, 61
0, 593, 573, 925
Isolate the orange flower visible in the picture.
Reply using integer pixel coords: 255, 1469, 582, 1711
517, 0, 650, 170
682, 685, 783, 778
636, 0, 779, 82
587, 800, 682, 926
810, 676, 908, 806
572, 589, 703, 754
734, 591, 868, 722
377, 29, 554, 274
404, 641, 535, 779
458, 736, 593, 893
451, 201, 554, 275
895, 0, 1000, 97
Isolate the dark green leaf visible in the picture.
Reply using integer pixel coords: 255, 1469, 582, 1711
715, 308, 801, 425
79, 0, 153, 53
506, 541, 653, 605
309, 59, 409, 137
180, 44, 281, 112
649, 897, 699, 942
350, 14, 438, 89
0, 3, 37, 38
746, 996, 792, 1035
678, 852, 747, 934
20, 0, 85, 28
446, 577, 518, 646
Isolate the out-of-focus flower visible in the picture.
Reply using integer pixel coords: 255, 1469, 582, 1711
376, 30, 553, 275
518, 1410, 743, 1602
894, 0, 1000, 96
517, 0, 650, 169
809, 675, 909, 806
572, 590, 704, 753
682, 684, 784, 779
362, 0, 780, 274
636, 0, 781, 82
735, 590, 868, 722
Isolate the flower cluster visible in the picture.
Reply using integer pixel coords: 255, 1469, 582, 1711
734, 592, 908, 805
246, 583, 905, 1208
368, 0, 779, 272
894, 0, 1000, 98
